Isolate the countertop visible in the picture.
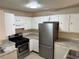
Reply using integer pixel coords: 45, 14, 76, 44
0, 46, 17, 57
23, 32, 79, 51
0, 40, 17, 57
55, 38, 79, 51
23, 33, 39, 39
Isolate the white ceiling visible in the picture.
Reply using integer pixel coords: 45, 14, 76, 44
0, 0, 79, 12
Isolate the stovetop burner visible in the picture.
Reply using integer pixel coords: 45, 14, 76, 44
15, 38, 29, 47
8, 33, 29, 47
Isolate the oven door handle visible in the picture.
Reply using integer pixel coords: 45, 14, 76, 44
18, 42, 28, 48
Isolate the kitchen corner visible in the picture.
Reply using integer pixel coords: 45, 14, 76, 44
23, 31, 39, 52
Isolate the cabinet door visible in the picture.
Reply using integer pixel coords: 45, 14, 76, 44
59, 14, 70, 32
41, 16, 49, 22
70, 14, 79, 33
2, 51, 17, 59
24, 17, 32, 30
29, 39, 33, 51
15, 16, 26, 28
32, 16, 49, 29
55, 44, 69, 59
49, 15, 59, 22
32, 17, 38, 29
4, 12, 15, 36
29, 39, 39, 52
33, 39, 39, 52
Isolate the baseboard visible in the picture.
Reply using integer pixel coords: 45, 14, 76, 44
30, 51, 39, 54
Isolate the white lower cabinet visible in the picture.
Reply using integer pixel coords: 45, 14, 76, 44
29, 39, 33, 51
29, 39, 39, 52
33, 39, 39, 52
55, 44, 69, 59
1, 51, 17, 59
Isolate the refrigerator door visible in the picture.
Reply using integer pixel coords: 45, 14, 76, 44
39, 23, 53, 46
39, 44, 53, 59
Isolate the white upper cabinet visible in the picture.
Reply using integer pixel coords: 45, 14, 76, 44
4, 12, 15, 36
70, 14, 79, 33
15, 14, 79, 33
15, 16, 32, 30
24, 17, 32, 30
32, 16, 49, 29
41, 16, 49, 22
49, 15, 70, 32
49, 15, 59, 22
58, 14, 70, 32
32, 17, 38, 29
15, 16, 26, 28
50, 14, 79, 33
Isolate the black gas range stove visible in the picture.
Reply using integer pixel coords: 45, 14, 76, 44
8, 33, 29, 59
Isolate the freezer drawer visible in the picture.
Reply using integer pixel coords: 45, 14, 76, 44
39, 44, 54, 59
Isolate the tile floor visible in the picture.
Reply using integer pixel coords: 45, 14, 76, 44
24, 52, 45, 59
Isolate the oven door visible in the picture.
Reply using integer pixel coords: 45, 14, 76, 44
18, 42, 29, 53
17, 42, 30, 59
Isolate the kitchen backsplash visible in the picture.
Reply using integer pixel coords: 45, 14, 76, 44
59, 32, 79, 41
15, 28, 38, 33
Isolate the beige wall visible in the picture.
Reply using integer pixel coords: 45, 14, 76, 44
0, 9, 6, 41
10, 10, 33, 17
4, 9, 33, 17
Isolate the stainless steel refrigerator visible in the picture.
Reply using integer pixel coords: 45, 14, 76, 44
39, 22, 59, 59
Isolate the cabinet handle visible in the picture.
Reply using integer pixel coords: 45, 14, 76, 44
71, 23, 72, 24
13, 24, 15, 25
